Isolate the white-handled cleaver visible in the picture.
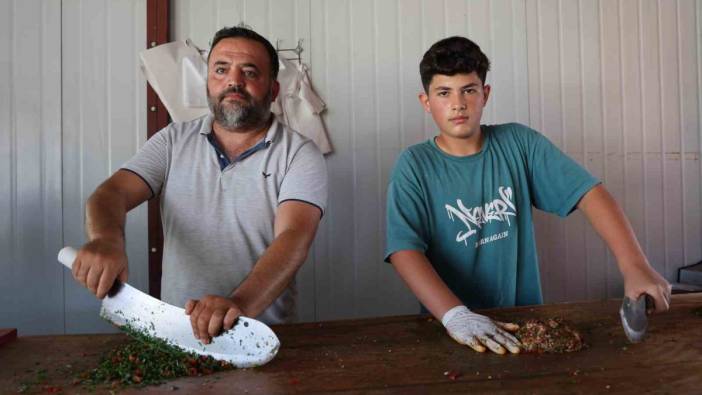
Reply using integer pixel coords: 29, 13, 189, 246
58, 247, 280, 368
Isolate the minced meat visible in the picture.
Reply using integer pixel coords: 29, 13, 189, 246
515, 318, 584, 353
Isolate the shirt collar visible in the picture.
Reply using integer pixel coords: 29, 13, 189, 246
202, 114, 279, 170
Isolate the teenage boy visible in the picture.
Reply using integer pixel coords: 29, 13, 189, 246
385, 36, 671, 355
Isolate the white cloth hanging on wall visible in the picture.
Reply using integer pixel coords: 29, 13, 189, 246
181, 51, 208, 108
271, 57, 333, 154
140, 40, 332, 154
139, 40, 209, 122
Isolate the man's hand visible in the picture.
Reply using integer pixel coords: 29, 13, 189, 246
442, 305, 521, 355
72, 239, 128, 299
185, 296, 243, 344
623, 262, 672, 314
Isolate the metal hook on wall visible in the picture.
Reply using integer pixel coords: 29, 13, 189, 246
275, 39, 304, 64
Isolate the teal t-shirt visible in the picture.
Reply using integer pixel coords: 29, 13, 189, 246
385, 123, 600, 309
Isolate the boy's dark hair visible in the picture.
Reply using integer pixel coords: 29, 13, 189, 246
419, 36, 490, 92
208, 26, 279, 80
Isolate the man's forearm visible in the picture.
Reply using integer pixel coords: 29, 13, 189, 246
229, 228, 312, 317
85, 183, 128, 245
84, 170, 152, 245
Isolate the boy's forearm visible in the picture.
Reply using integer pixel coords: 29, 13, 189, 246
577, 184, 648, 275
390, 250, 462, 319
578, 184, 671, 311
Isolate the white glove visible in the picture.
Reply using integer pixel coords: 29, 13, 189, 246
441, 305, 521, 354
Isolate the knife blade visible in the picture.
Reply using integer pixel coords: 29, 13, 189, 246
58, 247, 280, 368
619, 294, 653, 343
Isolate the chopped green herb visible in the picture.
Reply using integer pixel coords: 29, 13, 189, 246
76, 324, 234, 390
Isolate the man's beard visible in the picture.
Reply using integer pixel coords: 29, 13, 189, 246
208, 85, 272, 131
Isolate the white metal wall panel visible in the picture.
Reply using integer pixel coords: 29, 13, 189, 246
0, 0, 64, 335
61, 0, 148, 333
527, 0, 702, 302
319, 0, 358, 319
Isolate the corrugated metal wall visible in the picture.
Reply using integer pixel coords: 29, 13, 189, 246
61, 0, 149, 333
0, 0, 148, 335
0, 0, 64, 335
174, 0, 702, 320
526, 0, 702, 303
1, 0, 700, 334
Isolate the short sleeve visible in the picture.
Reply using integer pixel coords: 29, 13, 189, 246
121, 127, 171, 198
278, 140, 328, 215
384, 151, 430, 262
526, 128, 600, 216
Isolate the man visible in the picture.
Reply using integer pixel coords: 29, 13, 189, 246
71, 27, 327, 344
385, 36, 670, 355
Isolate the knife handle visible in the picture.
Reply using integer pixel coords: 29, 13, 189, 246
58, 246, 78, 270
644, 293, 655, 314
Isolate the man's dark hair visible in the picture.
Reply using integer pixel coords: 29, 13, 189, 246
419, 36, 490, 92
208, 26, 279, 80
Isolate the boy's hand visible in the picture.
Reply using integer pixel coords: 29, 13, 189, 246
623, 263, 671, 314
441, 305, 521, 354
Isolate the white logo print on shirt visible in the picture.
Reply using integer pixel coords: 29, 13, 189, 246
445, 186, 517, 246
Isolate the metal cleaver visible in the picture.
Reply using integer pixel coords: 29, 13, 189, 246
58, 247, 280, 368
619, 293, 654, 343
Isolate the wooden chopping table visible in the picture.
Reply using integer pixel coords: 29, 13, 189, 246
2, 293, 701, 394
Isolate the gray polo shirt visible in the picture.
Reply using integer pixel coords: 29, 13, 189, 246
122, 114, 327, 324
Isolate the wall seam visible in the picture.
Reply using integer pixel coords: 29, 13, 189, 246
309, 0, 318, 321
557, 0, 568, 300
489, 0, 496, 123
697, 0, 702, 268
372, 0, 381, 317
577, 0, 589, 299
9, 0, 17, 320
348, 0, 358, 317
397, 0, 404, 150
597, 0, 609, 297
59, 0, 66, 334
638, 0, 649, 261
676, 0, 687, 267
618, 0, 627, 251
106, 0, 113, 172
656, 0, 669, 278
